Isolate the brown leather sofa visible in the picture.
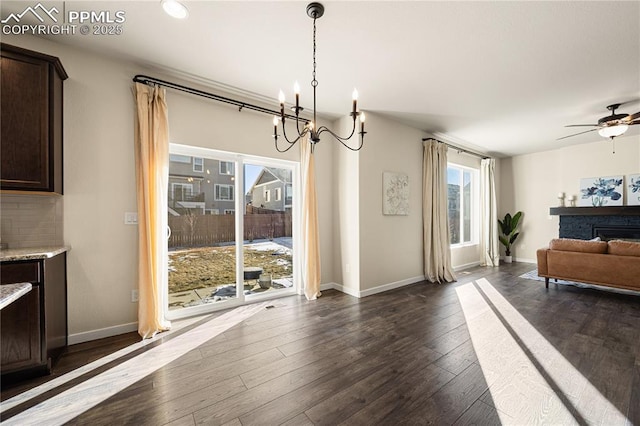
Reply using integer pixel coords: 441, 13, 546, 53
537, 238, 640, 291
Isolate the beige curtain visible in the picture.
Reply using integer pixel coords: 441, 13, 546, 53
301, 137, 321, 300
423, 140, 456, 283
480, 158, 500, 266
133, 83, 171, 338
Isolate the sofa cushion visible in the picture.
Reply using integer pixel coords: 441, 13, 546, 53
608, 240, 640, 257
549, 238, 608, 254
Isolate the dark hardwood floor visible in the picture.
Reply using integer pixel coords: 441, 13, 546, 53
2, 263, 639, 425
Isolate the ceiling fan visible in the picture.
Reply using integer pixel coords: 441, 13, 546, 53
558, 103, 640, 141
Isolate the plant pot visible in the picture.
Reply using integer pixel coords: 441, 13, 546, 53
504, 255, 513, 264
258, 273, 272, 289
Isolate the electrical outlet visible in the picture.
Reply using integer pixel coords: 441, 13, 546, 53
131, 289, 139, 303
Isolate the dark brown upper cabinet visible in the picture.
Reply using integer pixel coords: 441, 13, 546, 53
1, 43, 68, 194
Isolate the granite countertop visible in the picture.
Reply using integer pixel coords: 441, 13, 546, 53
0, 246, 70, 262
0, 282, 32, 309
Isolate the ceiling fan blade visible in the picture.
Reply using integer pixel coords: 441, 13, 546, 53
564, 124, 598, 127
623, 111, 640, 122
557, 128, 599, 141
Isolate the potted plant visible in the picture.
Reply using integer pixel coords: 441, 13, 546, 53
498, 211, 522, 263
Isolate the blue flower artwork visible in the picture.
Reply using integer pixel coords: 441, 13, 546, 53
628, 174, 640, 206
578, 176, 624, 207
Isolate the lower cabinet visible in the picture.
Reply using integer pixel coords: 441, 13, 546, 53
0, 253, 67, 381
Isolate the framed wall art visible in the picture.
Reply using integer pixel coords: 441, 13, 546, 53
627, 174, 640, 206
578, 175, 623, 207
383, 172, 409, 215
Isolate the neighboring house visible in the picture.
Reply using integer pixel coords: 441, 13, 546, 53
168, 155, 235, 215
247, 167, 293, 212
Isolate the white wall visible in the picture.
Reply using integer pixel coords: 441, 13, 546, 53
332, 112, 448, 296
356, 113, 425, 293
332, 114, 360, 296
499, 134, 640, 262
3, 34, 335, 341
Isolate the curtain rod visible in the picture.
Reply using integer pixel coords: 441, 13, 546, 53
133, 74, 303, 122
422, 137, 490, 159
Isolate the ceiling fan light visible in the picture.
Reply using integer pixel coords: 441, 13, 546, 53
598, 124, 628, 138
162, 0, 189, 19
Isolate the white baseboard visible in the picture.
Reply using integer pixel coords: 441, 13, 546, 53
68, 322, 138, 345
322, 276, 429, 298
319, 282, 338, 292
329, 282, 361, 298
360, 275, 426, 298
453, 261, 481, 272
514, 257, 536, 264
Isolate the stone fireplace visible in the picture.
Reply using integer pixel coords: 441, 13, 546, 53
549, 206, 640, 241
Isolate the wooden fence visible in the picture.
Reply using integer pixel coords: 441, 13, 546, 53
168, 213, 292, 248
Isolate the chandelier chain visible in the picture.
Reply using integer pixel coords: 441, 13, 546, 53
312, 17, 317, 87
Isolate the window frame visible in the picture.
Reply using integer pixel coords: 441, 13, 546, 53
214, 184, 235, 201
447, 163, 479, 247
193, 157, 204, 172
219, 161, 234, 176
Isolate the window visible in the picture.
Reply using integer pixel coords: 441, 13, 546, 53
193, 157, 204, 172
447, 164, 478, 245
170, 154, 191, 163
285, 184, 293, 206
224, 209, 235, 215
171, 183, 193, 201
215, 184, 234, 201
219, 161, 234, 175
264, 189, 271, 202
275, 187, 282, 201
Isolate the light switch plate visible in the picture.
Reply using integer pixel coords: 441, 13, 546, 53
125, 212, 138, 225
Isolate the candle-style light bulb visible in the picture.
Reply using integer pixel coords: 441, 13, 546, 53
294, 81, 300, 113
352, 88, 358, 114
360, 112, 366, 133
278, 90, 285, 105
273, 116, 279, 126
308, 121, 314, 130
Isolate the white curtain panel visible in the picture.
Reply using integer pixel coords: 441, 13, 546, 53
300, 137, 321, 300
422, 140, 456, 283
480, 158, 500, 266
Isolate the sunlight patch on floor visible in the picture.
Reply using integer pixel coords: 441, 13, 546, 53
2, 302, 269, 426
456, 278, 628, 425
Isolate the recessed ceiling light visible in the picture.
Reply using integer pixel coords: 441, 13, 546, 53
162, 0, 189, 19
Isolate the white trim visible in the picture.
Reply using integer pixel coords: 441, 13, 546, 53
513, 257, 537, 264
329, 283, 361, 298
359, 275, 426, 298
319, 282, 339, 292
68, 322, 138, 345
453, 261, 481, 271
321, 276, 426, 298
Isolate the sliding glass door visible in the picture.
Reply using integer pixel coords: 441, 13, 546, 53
165, 144, 298, 319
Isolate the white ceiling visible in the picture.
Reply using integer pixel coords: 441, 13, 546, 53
2, 0, 639, 156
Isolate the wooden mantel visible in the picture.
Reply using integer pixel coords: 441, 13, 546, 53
549, 206, 640, 216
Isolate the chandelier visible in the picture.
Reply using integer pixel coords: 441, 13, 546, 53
273, 2, 366, 153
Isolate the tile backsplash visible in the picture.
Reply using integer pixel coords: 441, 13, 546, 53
1, 195, 64, 249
